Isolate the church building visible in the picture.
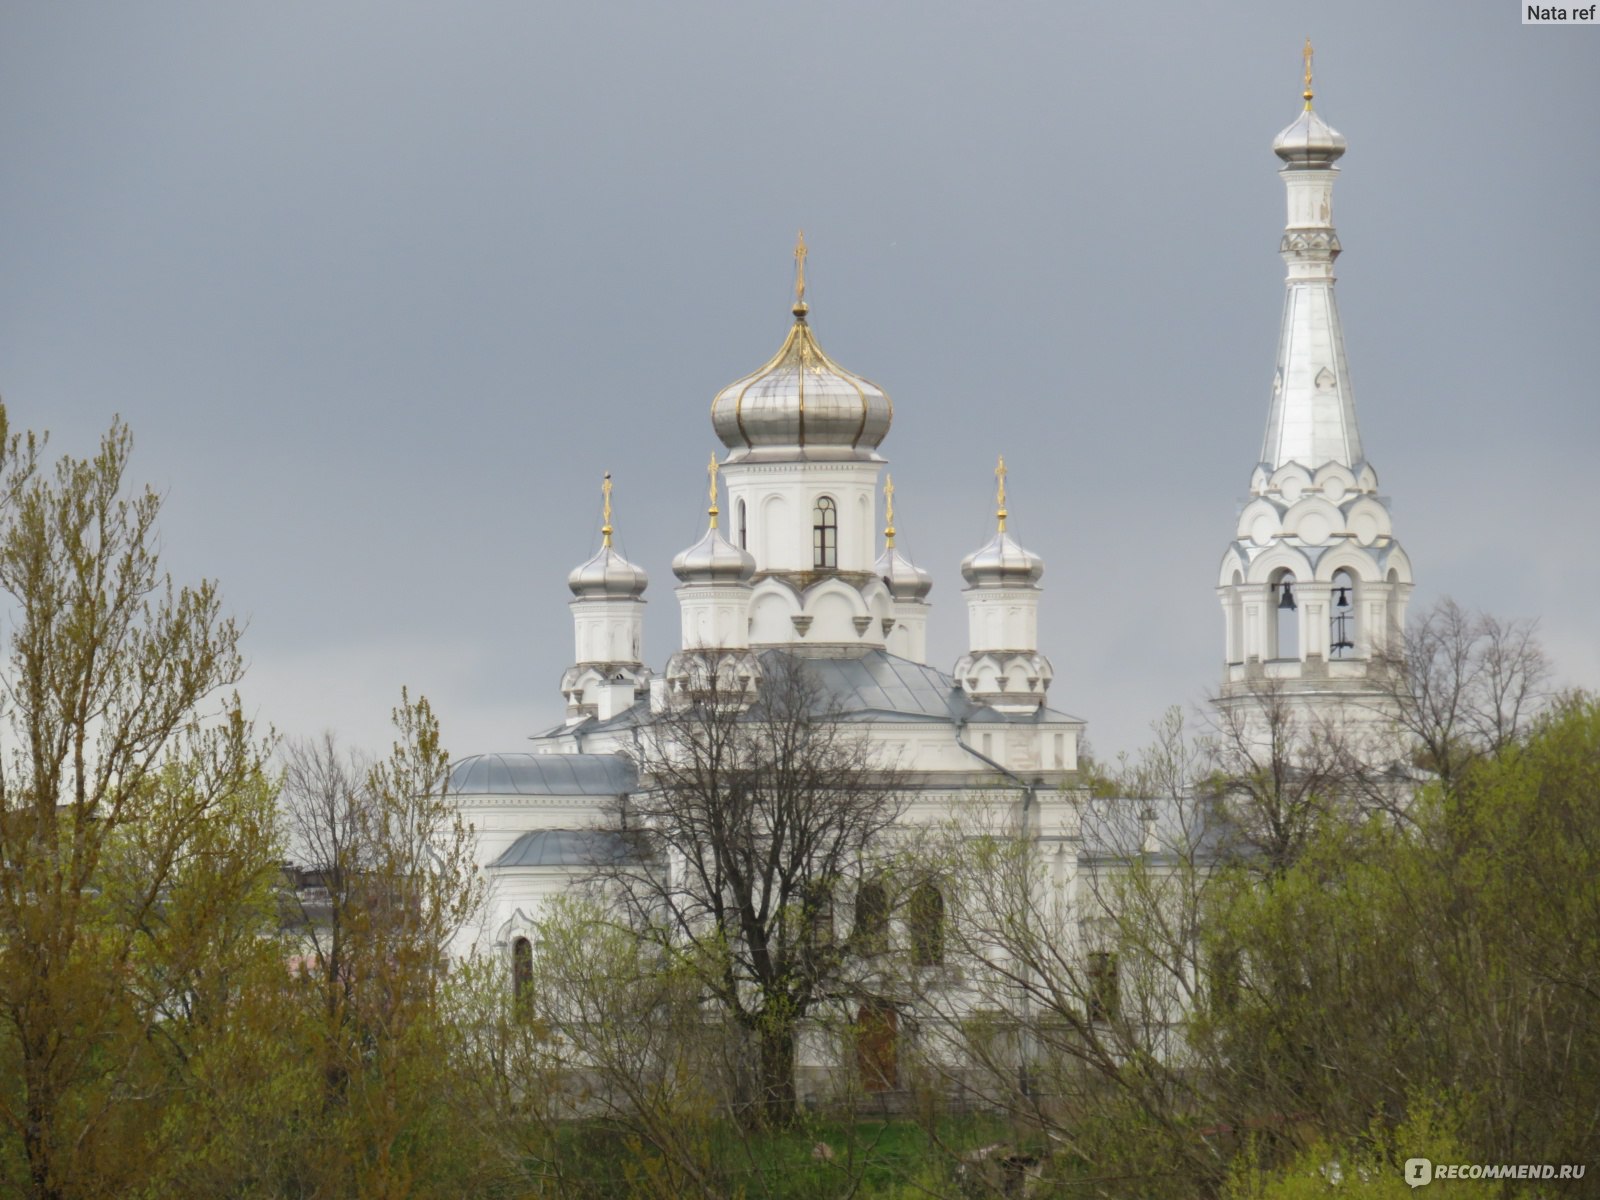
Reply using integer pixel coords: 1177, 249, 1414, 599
447, 60, 1415, 1054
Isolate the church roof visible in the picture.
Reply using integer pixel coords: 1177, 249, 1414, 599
793, 651, 971, 722
536, 650, 1081, 740
448, 752, 636, 796
491, 828, 651, 868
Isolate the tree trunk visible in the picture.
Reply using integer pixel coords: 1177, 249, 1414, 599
757, 1021, 797, 1129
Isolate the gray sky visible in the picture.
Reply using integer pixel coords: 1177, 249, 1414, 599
1, 2, 1594, 763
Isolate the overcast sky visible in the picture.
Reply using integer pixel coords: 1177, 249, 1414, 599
0, 2, 1594, 763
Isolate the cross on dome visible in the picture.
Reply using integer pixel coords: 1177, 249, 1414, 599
995, 455, 1008, 533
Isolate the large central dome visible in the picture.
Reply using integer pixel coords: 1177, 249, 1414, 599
710, 302, 893, 463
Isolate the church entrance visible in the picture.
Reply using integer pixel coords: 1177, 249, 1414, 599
856, 1004, 898, 1092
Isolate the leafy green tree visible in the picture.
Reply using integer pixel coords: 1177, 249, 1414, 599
0, 411, 276, 1200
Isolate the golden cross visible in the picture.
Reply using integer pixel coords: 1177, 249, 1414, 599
707, 453, 720, 529
601, 471, 613, 548
1303, 38, 1315, 111
883, 474, 896, 549
995, 455, 1008, 533
794, 229, 808, 308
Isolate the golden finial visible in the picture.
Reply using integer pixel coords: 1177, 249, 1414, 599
793, 229, 808, 316
883, 474, 896, 550
1302, 37, 1315, 111
707, 453, 720, 529
601, 472, 614, 548
995, 455, 1008, 534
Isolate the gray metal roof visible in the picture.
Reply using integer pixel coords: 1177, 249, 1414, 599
531, 651, 1082, 742
782, 650, 1083, 726
491, 828, 652, 869
792, 651, 965, 720
448, 752, 636, 797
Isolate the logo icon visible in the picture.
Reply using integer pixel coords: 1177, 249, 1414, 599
1404, 1158, 1434, 1188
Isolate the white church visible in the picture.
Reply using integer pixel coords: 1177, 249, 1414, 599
447, 72, 1414, 1040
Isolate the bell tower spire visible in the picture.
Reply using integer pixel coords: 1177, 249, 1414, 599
1216, 58, 1413, 734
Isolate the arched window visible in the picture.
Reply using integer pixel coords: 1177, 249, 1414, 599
737, 499, 748, 550
908, 882, 945, 967
512, 936, 533, 1015
1271, 570, 1299, 661
1329, 569, 1356, 659
1087, 950, 1119, 1022
812, 496, 837, 569
853, 880, 888, 956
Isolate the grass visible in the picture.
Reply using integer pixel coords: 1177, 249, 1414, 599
541, 1111, 1028, 1198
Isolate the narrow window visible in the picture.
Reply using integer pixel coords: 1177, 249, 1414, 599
1271, 570, 1299, 660
909, 882, 945, 967
805, 883, 835, 960
512, 936, 533, 1015
812, 496, 837, 569
1087, 950, 1119, 1022
737, 499, 748, 550
853, 880, 888, 956
1329, 569, 1356, 658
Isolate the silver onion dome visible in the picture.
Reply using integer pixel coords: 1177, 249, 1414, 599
672, 526, 756, 584
876, 546, 933, 601
961, 531, 1044, 587
1273, 107, 1346, 168
567, 546, 649, 598
710, 303, 892, 462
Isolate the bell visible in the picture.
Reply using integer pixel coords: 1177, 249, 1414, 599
1333, 586, 1352, 609
1277, 581, 1297, 611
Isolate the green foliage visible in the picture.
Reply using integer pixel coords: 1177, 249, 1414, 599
0, 409, 279, 1200
1196, 696, 1600, 1180
1222, 1096, 1504, 1199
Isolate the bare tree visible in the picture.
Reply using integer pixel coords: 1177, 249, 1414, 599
898, 709, 1245, 1196
1377, 596, 1551, 790
1204, 678, 1362, 874
603, 650, 904, 1129
276, 695, 485, 1195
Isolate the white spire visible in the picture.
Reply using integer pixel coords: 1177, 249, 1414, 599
1259, 53, 1362, 474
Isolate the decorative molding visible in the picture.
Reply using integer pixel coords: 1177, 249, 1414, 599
1280, 230, 1341, 255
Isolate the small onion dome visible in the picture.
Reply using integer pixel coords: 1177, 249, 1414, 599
961, 531, 1044, 587
711, 307, 892, 460
568, 546, 649, 598
672, 526, 756, 584
875, 546, 933, 601
1273, 108, 1346, 168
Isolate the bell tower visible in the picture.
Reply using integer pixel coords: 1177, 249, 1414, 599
1216, 46, 1413, 732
